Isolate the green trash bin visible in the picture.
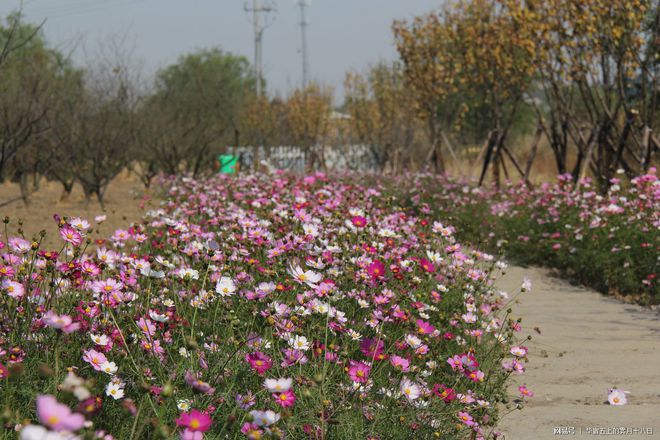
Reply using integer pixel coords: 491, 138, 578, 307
218, 154, 239, 174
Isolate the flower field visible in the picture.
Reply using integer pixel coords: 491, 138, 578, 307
0, 173, 530, 440
408, 169, 660, 302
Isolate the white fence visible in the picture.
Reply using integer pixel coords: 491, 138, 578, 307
225, 145, 381, 173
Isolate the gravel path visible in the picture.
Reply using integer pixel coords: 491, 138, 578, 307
496, 266, 660, 440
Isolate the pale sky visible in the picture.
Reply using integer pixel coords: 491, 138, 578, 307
2, 0, 440, 101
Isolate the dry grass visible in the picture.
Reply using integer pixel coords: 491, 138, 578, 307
0, 172, 152, 249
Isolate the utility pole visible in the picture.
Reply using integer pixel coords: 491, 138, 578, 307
244, 0, 275, 97
298, 0, 310, 89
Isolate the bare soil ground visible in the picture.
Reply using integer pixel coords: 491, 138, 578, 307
0, 174, 151, 248
496, 266, 660, 440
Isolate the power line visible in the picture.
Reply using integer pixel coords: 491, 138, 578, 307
298, 0, 309, 89
244, 0, 276, 97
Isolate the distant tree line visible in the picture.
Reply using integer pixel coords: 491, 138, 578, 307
0, 14, 340, 206
1, 0, 658, 206
392, 0, 660, 187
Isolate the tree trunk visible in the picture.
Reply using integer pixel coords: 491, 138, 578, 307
19, 172, 30, 207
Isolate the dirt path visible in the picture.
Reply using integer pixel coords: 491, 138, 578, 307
0, 175, 150, 248
496, 266, 660, 440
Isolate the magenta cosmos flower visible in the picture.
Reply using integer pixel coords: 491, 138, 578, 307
59, 226, 83, 247
433, 384, 457, 403
245, 351, 272, 375
367, 261, 385, 279
272, 389, 296, 408
36, 395, 85, 432
416, 319, 436, 335
176, 409, 212, 440
347, 361, 371, 383
351, 216, 367, 227
418, 258, 435, 273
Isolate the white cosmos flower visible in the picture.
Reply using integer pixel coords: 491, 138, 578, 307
405, 334, 422, 349
400, 378, 421, 400
288, 335, 310, 351
69, 217, 91, 231
249, 410, 281, 427
607, 388, 628, 405
177, 399, 192, 411
149, 310, 169, 322
264, 377, 293, 393
90, 334, 109, 346
426, 250, 442, 263
302, 223, 320, 237
215, 276, 237, 297
100, 361, 118, 375
288, 264, 322, 288
105, 382, 124, 400
178, 268, 199, 280
20, 424, 81, 440
347, 329, 362, 341
378, 228, 396, 237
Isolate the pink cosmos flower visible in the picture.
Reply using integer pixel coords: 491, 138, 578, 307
36, 394, 85, 432
390, 355, 410, 372
137, 317, 156, 336
0, 363, 8, 379
273, 389, 296, 408
60, 226, 83, 247
457, 411, 476, 427
607, 388, 627, 405
91, 278, 123, 297
43, 311, 81, 334
416, 319, 436, 335
2, 279, 24, 299
184, 370, 216, 395
82, 349, 107, 371
241, 422, 264, 439
347, 361, 371, 383
518, 385, 534, 398
8, 237, 31, 253
466, 370, 485, 383
510, 346, 528, 357
0, 265, 15, 278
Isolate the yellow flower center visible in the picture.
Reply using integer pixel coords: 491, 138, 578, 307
190, 419, 200, 429
47, 416, 59, 425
